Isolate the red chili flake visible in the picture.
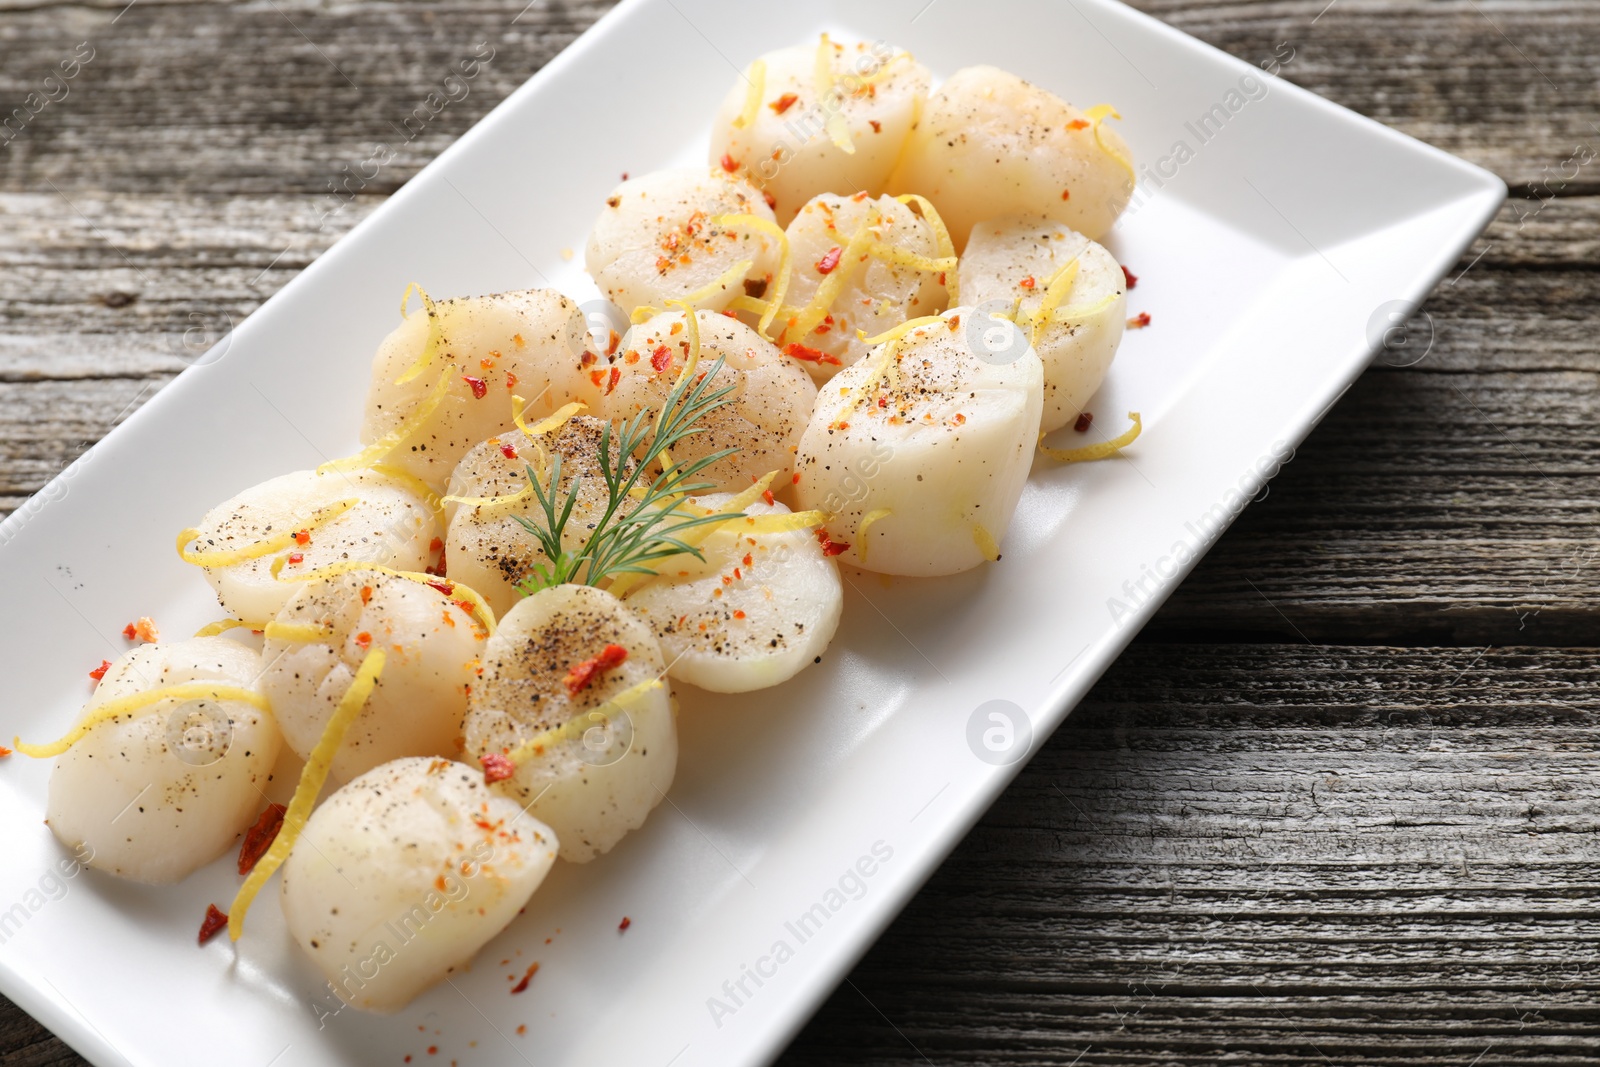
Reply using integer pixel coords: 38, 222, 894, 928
461, 375, 488, 399
606, 329, 621, 356
564, 644, 629, 695
1127, 312, 1151, 329
428, 580, 455, 597
784, 343, 842, 366
505, 371, 518, 390
481, 752, 516, 783
237, 803, 287, 875
198, 904, 229, 944
355, 631, 372, 650
430, 537, 444, 554
1121, 266, 1139, 289
770, 93, 799, 114
589, 368, 606, 388
792, 472, 801, 484
426, 1049, 437, 1057
0, 746, 11, 758
1074, 411, 1094, 433
89, 659, 112, 683
618, 916, 632, 932
952, 413, 966, 425
122, 617, 158, 643
360, 585, 372, 605
500, 443, 518, 460
1019, 276, 1036, 290
869, 119, 882, 133
761, 489, 775, 506
581, 351, 598, 368
815, 246, 843, 274
454, 599, 476, 618
719, 153, 739, 173
650, 345, 672, 373
743, 553, 753, 567
607, 366, 621, 394
733, 610, 746, 619
427, 545, 447, 577
816, 530, 849, 557
510, 961, 540, 993
620, 171, 629, 180
762, 190, 778, 211
1061, 189, 1071, 200
1067, 118, 1090, 131
287, 552, 304, 566
293, 529, 311, 545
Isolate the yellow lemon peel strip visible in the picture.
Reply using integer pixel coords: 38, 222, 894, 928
177, 499, 359, 569
319, 366, 454, 475
261, 621, 335, 643
502, 676, 663, 766
677, 258, 756, 310
893, 194, 960, 304
712, 215, 791, 338
1084, 104, 1135, 184
274, 561, 497, 637
193, 618, 259, 638
1039, 411, 1143, 463
856, 508, 891, 564
1027, 256, 1081, 345
786, 213, 879, 341
228, 649, 385, 940
733, 58, 766, 129
973, 524, 1000, 562
393, 284, 446, 386
815, 34, 855, 154
13, 683, 269, 759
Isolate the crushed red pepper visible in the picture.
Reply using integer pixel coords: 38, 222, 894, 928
511, 961, 540, 993
618, 916, 632, 932
89, 659, 112, 683
564, 644, 629, 694
1121, 266, 1138, 289
815, 246, 842, 274
783, 343, 841, 366
816, 529, 849, 557
122, 617, 159, 643
1067, 118, 1090, 131
461, 374, 489, 399
198, 904, 229, 944
1074, 412, 1094, 433
650, 345, 672, 373
0, 746, 12, 758
770, 92, 798, 114
427, 580, 455, 597
500, 443, 518, 460
1019, 276, 1036, 289
719, 153, 739, 173
1127, 311, 1151, 329
238, 803, 287, 875
481, 752, 516, 784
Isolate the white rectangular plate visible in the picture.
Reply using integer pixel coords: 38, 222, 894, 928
0, 0, 1503, 1064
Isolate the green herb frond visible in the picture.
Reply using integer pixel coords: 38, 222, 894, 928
513, 358, 739, 594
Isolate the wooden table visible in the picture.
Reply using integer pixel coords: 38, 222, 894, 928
4, 1, 1595, 1063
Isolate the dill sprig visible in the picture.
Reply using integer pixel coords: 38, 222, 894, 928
513, 358, 739, 593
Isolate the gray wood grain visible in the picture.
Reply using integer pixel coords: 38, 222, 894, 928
3, 0, 1596, 1064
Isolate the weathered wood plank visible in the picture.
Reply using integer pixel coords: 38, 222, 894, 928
778, 643, 1600, 1065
